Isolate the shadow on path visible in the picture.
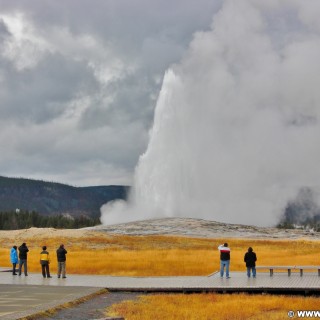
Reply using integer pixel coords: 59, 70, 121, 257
33, 292, 143, 320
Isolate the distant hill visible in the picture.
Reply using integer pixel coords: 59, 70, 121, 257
0, 176, 128, 218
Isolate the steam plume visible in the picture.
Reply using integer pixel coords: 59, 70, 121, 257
101, 1, 320, 226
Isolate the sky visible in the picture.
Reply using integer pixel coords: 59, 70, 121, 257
0, 0, 222, 186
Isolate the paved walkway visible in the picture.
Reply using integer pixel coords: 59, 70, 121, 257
1, 268, 320, 319
0, 268, 104, 319
0, 284, 100, 320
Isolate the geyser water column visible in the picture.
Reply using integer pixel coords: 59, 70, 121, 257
133, 69, 197, 218
101, 1, 320, 226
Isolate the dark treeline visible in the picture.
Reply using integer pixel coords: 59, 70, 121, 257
0, 210, 100, 230
0, 175, 128, 217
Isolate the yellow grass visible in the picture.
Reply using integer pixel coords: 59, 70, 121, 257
0, 231, 319, 275
106, 293, 320, 320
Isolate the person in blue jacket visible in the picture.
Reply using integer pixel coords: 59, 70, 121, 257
10, 245, 18, 275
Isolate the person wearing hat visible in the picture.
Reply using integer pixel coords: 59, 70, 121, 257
40, 246, 52, 278
56, 244, 67, 278
10, 245, 18, 275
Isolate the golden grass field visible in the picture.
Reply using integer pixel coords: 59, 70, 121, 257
0, 228, 319, 319
106, 293, 320, 320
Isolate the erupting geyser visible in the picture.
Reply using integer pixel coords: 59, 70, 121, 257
101, 1, 320, 226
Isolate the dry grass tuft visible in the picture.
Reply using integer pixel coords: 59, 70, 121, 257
106, 293, 320, 320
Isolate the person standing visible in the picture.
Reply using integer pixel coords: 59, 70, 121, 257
18, 242, 29, 276
10, 245, 18, 275
218, 243, 231, 278
244, 247, 257, 278
40, 246, 52, 278
56, 244, 67, 278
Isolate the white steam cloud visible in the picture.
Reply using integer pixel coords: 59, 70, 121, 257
101, 0, 320, 226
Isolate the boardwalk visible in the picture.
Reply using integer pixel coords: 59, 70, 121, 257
106, 273, 320, 294
1, 270, 319, 294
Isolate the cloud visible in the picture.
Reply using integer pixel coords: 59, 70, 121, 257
101, 0, 320, 226
0, 0, 221, 186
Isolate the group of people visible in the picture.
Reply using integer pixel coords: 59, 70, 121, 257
218, 243, 257, 278
10, 243, 68, 278
8, 241, 255, 279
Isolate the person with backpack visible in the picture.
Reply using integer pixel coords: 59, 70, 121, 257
244, 247, 257, 278
40, 246, 52, 278
10, 245, 18, 275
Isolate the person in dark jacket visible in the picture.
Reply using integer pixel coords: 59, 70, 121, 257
10, 245, 18, 275
56, 244, 67, 278
244, 247, 257, 278
40, 246, 52, 278
18, 242, 29, 276
218, 243, 231, 278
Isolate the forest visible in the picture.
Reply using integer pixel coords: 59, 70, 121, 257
0, 210, 100, 230
0, 175, 128, 218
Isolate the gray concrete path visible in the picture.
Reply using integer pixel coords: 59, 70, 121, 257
0, 284, 100, 320
0, 267, 104, 319
1, 268, 320, 319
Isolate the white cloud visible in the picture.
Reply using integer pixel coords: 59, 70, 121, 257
0, 0, 223, 186
1, 13, 52, 70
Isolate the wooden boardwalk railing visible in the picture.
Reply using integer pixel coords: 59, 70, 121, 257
256, 266, 320, 276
